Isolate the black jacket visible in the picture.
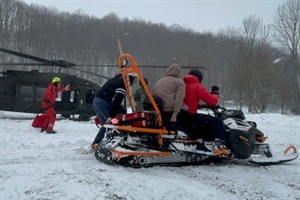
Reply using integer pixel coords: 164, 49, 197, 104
95, 74, 126, 118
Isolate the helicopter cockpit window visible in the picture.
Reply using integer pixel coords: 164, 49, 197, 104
20, 86, 33, 101
36, 87, 46, 102
86, 90, 95, 104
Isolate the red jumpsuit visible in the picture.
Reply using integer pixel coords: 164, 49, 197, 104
42, 83, 66, 131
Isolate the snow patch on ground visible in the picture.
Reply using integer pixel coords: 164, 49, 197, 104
0, 112, 299, 200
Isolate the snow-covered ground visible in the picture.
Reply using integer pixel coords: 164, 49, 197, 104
0, 111, 299, 200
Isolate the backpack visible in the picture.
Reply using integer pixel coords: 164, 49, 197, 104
32, 114, 48, 128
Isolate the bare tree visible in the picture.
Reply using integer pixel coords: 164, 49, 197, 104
232, 15, 273, 113
3, 0, 293, 113
215, 27, 241, 104
273, 0, 300, 114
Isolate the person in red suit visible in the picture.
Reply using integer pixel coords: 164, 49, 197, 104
41, 77, 70, 134
183, 69, 230, 155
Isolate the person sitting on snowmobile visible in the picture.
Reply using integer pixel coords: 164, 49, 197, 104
152, 64, 190, 129
134, 77, 149, 112
91, 73, 138, 150
183, 69, 230, 155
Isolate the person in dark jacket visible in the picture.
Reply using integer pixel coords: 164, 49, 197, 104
42, 77, 70, 134
133, 77, 149, 112
92, 73, 137, 149
183, 69, 230, 155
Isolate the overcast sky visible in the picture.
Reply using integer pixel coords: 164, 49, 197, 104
22, 0, 285, 33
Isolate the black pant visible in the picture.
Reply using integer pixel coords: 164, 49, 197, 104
92, 127, 106, 145
162, 110, 225, 141
161, 110, 195, 134
192, 113, 225, 141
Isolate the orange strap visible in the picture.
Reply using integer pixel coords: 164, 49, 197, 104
284, 145, 297, 155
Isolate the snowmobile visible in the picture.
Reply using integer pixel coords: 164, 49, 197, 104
94, 53, 298, 167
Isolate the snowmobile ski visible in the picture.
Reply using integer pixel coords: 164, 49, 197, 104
249, 145, 298, 165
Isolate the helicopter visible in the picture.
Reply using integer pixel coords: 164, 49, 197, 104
0, 47, 206, 121
0, 47, 116, 121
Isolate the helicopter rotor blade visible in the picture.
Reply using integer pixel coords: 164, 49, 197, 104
1, 47, 207, 70
76, 64, 207, 70
138, 65, 207, 70
0, 47, 75, 68
0, 62, 207, 70
77, 64, 119, 67
0, 63, 48, 66
0, 47, 54, 64
70, 67, 111, 79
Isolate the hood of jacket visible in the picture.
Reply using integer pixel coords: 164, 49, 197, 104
183, 74, 200, 85
165, 64, 181, 78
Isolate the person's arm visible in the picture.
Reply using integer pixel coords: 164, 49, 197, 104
198, 86, 219, 107
171, 81, 186, 121
58, 84, 70, 92
109, 87, 126, 118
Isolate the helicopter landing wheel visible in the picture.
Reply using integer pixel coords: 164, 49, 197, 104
79, 113, 90, 121
61, 114, 71, 118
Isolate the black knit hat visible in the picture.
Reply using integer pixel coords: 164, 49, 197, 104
188, 69, 203, 83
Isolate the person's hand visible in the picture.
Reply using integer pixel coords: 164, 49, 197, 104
170, 114, 177, 122
65, 84, 71, 91
211, 85, 219, 94
105, 117, 112, 124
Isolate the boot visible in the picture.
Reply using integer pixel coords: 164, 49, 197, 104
46, 130, 57, 134
196, 143, 211, 152
92, 143, 98, 150
214, 139, 231, 156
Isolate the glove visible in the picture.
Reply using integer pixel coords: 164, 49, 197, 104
64, 84, 71, 91
211, 85, 219, 94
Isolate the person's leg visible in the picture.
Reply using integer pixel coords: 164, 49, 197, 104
45, 107, 56, 132
176, 110, 195, 136
93, 97, 111, 123
41, 103, 50, 131
194, 113, 214, 140
187, 114, 211, 152
206, 116, 225, 141
42, 114, 49, 132
92, 97, 111, 145
92, 127, 106, 144
162, 111, 176, 131
195, 114, 225, 140
198, 114, 230, 155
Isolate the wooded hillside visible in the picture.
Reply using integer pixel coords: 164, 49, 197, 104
1, 0, 299, 114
